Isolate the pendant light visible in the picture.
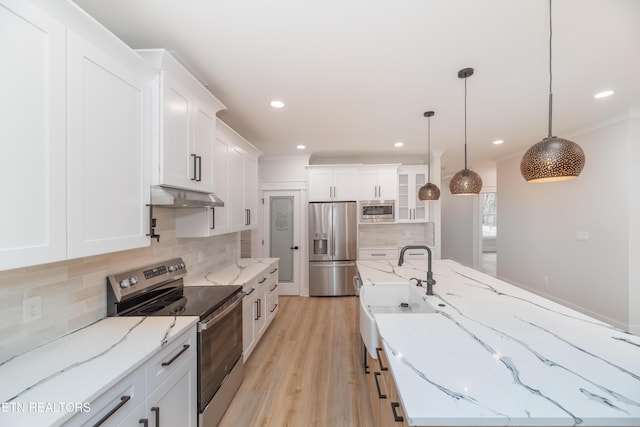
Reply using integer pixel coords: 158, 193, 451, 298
418, 111, 441, 200
520, 0, 585, 182
449, 67, 482, 195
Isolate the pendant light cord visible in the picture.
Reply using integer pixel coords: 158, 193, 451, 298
427, 116, 432, 182
547, 0, 553, 139
464, 74, 468, 170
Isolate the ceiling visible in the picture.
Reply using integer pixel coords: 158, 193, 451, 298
72, 0, 640, 177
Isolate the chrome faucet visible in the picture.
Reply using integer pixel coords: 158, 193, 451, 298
398, 245, 436, 296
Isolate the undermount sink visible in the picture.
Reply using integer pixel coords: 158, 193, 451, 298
359, 283, 437, 358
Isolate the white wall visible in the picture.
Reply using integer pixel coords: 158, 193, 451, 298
497, 112, 639, 332
441, 166, 494, 268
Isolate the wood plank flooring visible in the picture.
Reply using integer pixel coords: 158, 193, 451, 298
219, 296, 374, 427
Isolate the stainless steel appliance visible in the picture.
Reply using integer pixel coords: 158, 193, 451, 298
107, 258, 243, 427
308, 201, 357, 296
360, 200, 395, 223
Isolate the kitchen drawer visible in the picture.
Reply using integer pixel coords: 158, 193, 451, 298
145, 326, 197, 393
358, 248, 399, 260
64, 365, 145, 427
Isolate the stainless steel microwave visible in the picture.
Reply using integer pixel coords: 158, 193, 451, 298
360, 200, 395, 223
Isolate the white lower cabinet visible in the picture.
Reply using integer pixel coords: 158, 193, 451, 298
242, 261, 279, 362
65, 326, 197, 427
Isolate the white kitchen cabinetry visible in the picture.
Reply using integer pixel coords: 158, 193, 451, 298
66, 326, 197, 427
66, 33, 153, 258
357, 166, 398, 201
266, 265, 280, 322
137, 49, 225, 193
242, 260, 279, 362
229, 145, 259, 231
308, 166, 357, 201
397, 166, 429, 223
358, 248, 399, 260
0, 0, 67, 270
0, 0, 153, 271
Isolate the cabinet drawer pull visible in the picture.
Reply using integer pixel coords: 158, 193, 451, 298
139, 419, 148, 427
93, 395, 131, 427
391, 402, 404, 422
245, 287, 255, 296
151, 406, 160, 427
258, 277, 267, 284
269, 284, 278, 292
161, 344, 190, 367
270, 267, 278, 274
375, 347, 388, 371
373, 372, 387, 399
270, 303, 278, 313
371, 253, 386, 257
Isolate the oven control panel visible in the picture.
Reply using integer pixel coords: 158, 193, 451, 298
107, 258, 186, 302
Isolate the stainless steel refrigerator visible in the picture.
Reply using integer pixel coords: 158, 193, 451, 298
308, 201, 357, 296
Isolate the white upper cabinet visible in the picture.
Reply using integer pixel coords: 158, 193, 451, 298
356, 165, 398, 201
397, 165, 430, 223
137, 49, 225, 193
308, 166, 357, 201
67, 32, 153, 258
0, 0, 67, 270
0, 0, 154, 270
175, 120, 260, 237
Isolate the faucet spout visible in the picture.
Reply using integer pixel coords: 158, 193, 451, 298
398, 245, 436, 295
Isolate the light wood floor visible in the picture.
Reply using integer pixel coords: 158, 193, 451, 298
219, 296, 374, 427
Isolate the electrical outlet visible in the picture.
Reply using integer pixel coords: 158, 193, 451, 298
576, 231, 589, 242
23, 295, 42, 322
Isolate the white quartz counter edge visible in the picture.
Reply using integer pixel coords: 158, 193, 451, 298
0, 316, 198, 426
188, 258, 278, 287
358, 259, 640, 426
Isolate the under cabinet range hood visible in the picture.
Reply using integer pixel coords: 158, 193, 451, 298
150, 185, 224, 208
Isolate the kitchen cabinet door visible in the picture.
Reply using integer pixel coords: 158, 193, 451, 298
144, 353, 197, 427
67, 32, 152, 258
242, 281, 258, 362
255, 274, 268, 337
308, 166, 357, 201
0, 0, 67, 270
356, 166, 398, 201
229, 146, 246, 230
138, 50, 224, 193
397, 166, 429, 223
244, 154, 258, 229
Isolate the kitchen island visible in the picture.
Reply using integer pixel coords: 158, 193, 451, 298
357, 259, 640, 426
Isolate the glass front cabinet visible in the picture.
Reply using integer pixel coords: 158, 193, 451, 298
397, 166, 429, 223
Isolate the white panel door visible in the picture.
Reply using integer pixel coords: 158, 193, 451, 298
67, 32, 151, 257
0, 0, 66, 270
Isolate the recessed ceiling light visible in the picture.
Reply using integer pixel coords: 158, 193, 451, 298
296, 144, 306, 150
270, 100, 285, 108
394, 142, 404, 147
594, 90, 614, 99
492, 139, 504, 145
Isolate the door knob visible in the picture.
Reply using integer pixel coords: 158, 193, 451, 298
290, 246, 299, 250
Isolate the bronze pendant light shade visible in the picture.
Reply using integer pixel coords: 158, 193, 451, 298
450, 67, 482, 195
418, 111, 441, 201
520, 0, 585, 182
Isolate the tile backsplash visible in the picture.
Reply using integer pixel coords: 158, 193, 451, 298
0, 208, 239, 362
359, 222, 435, 248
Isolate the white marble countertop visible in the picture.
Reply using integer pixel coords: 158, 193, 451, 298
188, 258, 278, 287
357, 259, 640, 426
0, 316, 198, 426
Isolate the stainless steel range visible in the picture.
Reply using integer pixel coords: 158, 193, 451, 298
107, 258, 243, 427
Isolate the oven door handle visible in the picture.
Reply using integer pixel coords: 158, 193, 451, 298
200, 295, 243, 331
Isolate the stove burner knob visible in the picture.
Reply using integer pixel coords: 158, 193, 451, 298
179, 262, 185, 269
120, 278, 130, 288
130, 276, 138, 285
168, 265, 176, 272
